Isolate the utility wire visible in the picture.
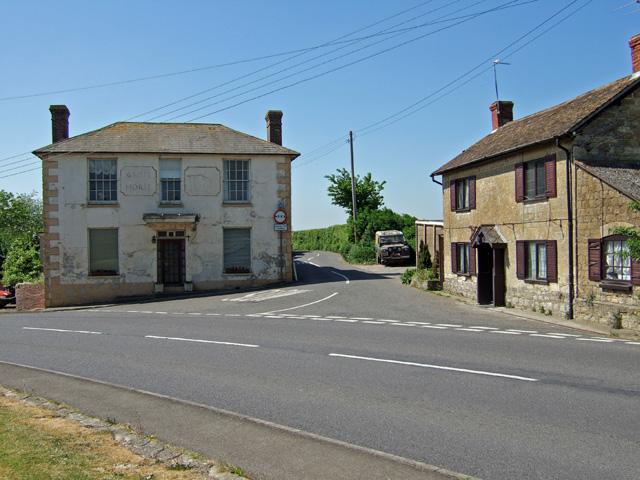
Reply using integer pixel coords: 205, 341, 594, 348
0, 0, 441, 165
129, 0, 446, 120
0, 0, 441, 103
294, 0, 591, 169
148, 0, 472, 121
184, 0, 529, 122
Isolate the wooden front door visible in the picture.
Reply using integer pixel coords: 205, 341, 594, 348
157, 239, 185, 285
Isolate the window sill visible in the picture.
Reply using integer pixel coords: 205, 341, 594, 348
223, 202, 252, 207
456, 272, 472, 277
454, 208, 471, 213
223, 272, 253, 276
158, 202, 183, 208
88, 273, 120, 278
599, 280, 632, 292
523, 197, 548, 205
87, 202, 119, 208
525, 279, 549, 285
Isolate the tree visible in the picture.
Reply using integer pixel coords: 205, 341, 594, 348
0, 190, 42, 261
417, 241, 432, 270
325, 168, 386, 215
2, 238, 41, 286
613, 201, 640, 260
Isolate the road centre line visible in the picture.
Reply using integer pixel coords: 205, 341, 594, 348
329, 353, 538, 382
334, 319, 358, 323
507, 329, 538, 333
470, 326, 499, 330
436, 324, 462, 327
456, 328, 485, 332
530, 334, 567, 339
351, 317, 373, 320
491, 330, 521, 335
259, 292, 339, 314
420, 325, 448, 329
362, 321, 384, 324
406, 322, 432, 325
145, 335, 258, 348
23, 327, 102, 335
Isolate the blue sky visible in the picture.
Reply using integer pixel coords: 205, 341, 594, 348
1, 0, 638, 229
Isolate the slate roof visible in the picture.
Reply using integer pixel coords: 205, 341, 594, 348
577, 162, 640, 201
433, 74, 640, 176
33, 122, 300, 158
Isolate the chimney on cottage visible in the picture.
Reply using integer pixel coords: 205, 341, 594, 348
490, 100, 514, 130
49, 105, 70, 143
630, 33, 640, 74
265, 110, 283, 145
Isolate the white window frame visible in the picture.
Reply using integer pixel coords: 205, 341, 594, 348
160, 158, 182, 203
456, 243, 470, 274
223, 159, 251, 203
604, 239, 631, 281
455, 178, 469, 210
525, 241, 547, 281
88, 158, 118, 203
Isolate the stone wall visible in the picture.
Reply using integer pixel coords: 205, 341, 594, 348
15, 283, 45, 311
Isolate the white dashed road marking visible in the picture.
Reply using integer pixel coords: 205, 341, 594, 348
145, 335, 258, 348
576, 338, 615, 343
530, 334, 567, 339
491, 330, 521, 335
23, 327, 102, 335
329, 353, 538, 382
507, 329, 538, 334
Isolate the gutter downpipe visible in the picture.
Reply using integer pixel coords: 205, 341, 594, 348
556, 137, 574, 320
430, 173, 443, 186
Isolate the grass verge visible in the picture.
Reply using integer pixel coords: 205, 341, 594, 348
0, 393, 206, 480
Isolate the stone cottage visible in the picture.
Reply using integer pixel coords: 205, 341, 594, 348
431, 34, 640, 331
34, 108, 299, 307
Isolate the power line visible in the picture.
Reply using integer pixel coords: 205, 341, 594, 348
184, 0, 531, 122
129, 0, 446, 121
0, 0, 441, 103
158, 1, 520, 123
294, 0, 591, 170
148, 0, 472, 121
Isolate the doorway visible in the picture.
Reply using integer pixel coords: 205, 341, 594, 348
157, 238, 185, 285
477, 244, 493, 305
476, 245, 506, 307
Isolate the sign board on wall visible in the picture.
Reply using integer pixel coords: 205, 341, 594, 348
185, 167, 221, 196
120, 166, 157, 196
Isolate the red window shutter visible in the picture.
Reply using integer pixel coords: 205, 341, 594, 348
469, 176, 476, 210
545, 155, 557, 198
516, 241, 525, 279
469, 245, 476, 275
546, 240, 557, 282
515, 164, 524, 202
588, 239, 602, 282
632, 258, 640, 286
450, 180, 456, 211
451, 243, 457, 273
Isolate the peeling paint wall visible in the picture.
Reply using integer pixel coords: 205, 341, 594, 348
45, 153, 292, 306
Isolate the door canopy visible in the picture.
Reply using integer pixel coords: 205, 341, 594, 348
470, 225, 507, 248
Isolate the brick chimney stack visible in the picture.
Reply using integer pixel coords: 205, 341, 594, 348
265, 110, 283, 145
49, 105, 70, 143
630, 33, 640, 74
490, 100, 514, 130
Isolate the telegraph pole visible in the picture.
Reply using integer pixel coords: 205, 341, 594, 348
349, 131, 358, 242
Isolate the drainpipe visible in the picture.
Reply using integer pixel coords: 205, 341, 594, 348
556, 138, 574, 320
430, 173, 443, 186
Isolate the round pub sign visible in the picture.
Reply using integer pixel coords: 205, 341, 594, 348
273, 208, 287, 224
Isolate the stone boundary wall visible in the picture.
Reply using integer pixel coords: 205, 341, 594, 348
15, 283, 45, 311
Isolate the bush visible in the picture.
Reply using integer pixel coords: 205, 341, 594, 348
401, 268, 416, 285
417, 241, 432, 270
2, 238, 42, 286
345, 241, 376, 264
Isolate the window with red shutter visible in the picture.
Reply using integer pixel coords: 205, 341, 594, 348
515, 164, 524, 202
588, 239, 602, 282
516, 241, 525, 279
632, 259, 640, 286
469, 176, 476, 210
449, 180, 456, 212
451, 243, 457, 273
546, 240, 557, 282
544, 155, 557, 198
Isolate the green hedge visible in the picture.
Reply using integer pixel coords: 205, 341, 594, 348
293, 224, 351, 253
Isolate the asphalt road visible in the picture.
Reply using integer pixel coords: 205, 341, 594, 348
1, 251, 639, 479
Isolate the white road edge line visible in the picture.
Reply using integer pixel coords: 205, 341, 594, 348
145, 335, 258, 348
259, 292, 339, 314
329, 353, 538, 382
330, 270, 350, 285
23, 327, 102, 335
